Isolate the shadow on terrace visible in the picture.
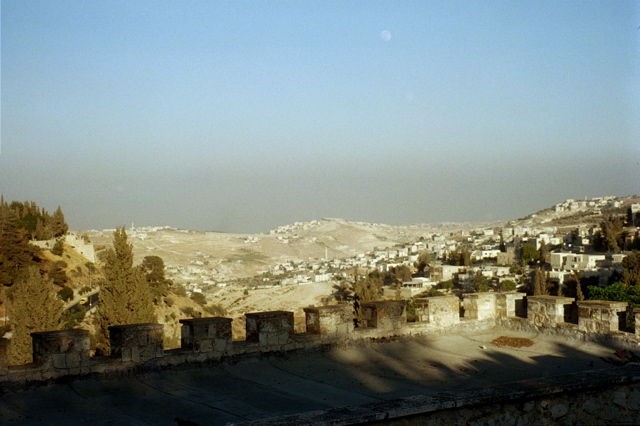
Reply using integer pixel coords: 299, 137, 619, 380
0, 293, 638, 425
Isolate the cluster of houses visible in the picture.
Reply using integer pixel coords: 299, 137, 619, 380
250, 198, 638, 297
553, 196, 621, 214
145, 197, 639, 298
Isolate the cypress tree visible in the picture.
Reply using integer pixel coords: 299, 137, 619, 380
7, 266, 63, 364
0, 201, 38, 286
533, 267, 549, 296
49, 206, 68, 237
95, 227, 156, 355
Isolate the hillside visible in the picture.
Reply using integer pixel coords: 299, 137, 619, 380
86, 218, 502, 284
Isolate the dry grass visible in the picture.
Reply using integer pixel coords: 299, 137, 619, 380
490, 336, 534, 348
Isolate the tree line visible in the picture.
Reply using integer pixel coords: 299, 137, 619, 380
5, 225, 176, 364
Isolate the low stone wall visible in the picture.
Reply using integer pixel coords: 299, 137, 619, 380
2, 291, 640, 389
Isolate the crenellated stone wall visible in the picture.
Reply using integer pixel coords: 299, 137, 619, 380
31, 329, 90, 374
109, 323, 164, 363
414, 296, 460, 326
180, 317, 232, 356
245, 311, 294, 347
360, 300, 407, 332
303, 305, 354, 340
527, 295, 575, 327
2, 291, 640, 388
577, 300, 627, 333
463, 292, 497, 320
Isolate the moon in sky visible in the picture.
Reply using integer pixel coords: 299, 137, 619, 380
380, 30, 391, 41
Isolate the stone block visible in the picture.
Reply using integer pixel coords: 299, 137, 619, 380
360, 301, 407, 331
180, 317, 232, 353
578, 300, 627, 333
527, 296, 575, 327
496, 292, 526, 318
31, 329, 90, 369
109, 323, 164, 362
304, 305, 354, 339
463, 293, 497, 320
245, 311, 294, 346
414, 296, 460, 326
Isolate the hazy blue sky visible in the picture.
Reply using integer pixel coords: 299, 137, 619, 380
1, 1, 639, 233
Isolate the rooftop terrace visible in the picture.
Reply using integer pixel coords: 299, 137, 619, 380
2, 294, 640, 425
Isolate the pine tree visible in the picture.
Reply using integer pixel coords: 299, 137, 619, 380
95, 227, 156, 355
0, 201, 38, 286
7, 266, 62, 364
49, 206, 68, 238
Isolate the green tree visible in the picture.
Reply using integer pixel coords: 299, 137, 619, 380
414, 251, 432, 275
446, 248, 471, 266
353, 270, 383, 326
439, 279, 454, 292
621, 251, 640, 288
7, 266, 63, 364
49, 206, 68, 238
61, 305, 86, 329
57, 286, 74, 302
387, 265, 412, 286
48, 261, 68, 286
0, 201, 39, 287
499, 279, 517, 292
140, 255, 172, 303
51, 239, 64, 256
593, 215, 624, 252
94, 227, 156, 355
472, 273, 491, 292
520, 244, 540, 266
533, 267, 548, 295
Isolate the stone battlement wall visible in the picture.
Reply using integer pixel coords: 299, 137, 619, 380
1, 293, 639, 390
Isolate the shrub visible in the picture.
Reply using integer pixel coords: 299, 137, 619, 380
163, 297, 174, 308
428, 288, 445, 297
204, 304, 226, 316
61, 305, 86, 329
500, 279, 517, 292
180, 306, 200, 318
172, 285, 187, 297
439, 279, 454, 291
190, 292, 207, 306
57, 286, 74, 302
51, 239, 64, 256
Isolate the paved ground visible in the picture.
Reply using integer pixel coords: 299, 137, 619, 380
0, 328, 621, 425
